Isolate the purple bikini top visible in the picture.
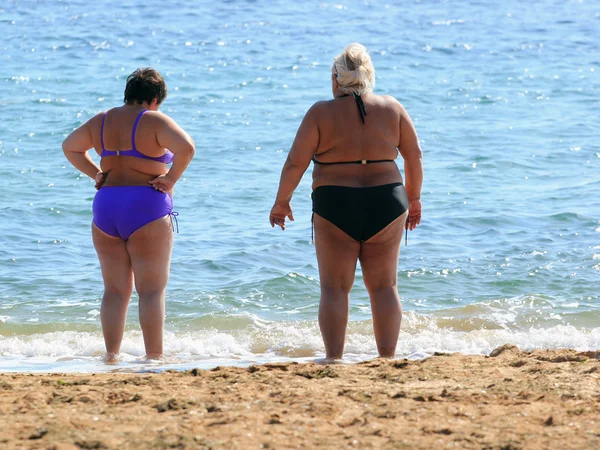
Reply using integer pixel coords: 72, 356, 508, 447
100, 110, 174, 164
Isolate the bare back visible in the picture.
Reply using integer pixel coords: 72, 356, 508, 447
90, 106, 170, 186
311, 94, 404, 188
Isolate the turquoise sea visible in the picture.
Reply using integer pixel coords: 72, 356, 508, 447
1, 0, 599, 372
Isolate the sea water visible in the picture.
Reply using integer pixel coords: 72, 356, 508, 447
0, 0, 599, 372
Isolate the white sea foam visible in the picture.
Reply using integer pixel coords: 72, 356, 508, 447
1, 323, 598, 372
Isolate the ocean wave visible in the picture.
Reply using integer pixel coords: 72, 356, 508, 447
1, 320, 598, 373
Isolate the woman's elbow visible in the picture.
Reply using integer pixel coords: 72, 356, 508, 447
403, 146, 423, 164
286, 154, 310, 170
62, 138, 73, 156
413, 147, 423, 163
185, 140, 196, 159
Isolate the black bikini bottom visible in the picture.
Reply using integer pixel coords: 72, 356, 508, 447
311, 183, 409, 242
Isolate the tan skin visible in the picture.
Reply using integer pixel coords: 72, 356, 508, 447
63, 98, 195, 361
270, 74, 423, 359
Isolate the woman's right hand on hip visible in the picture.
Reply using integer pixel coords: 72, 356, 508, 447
149, 175, 175, 195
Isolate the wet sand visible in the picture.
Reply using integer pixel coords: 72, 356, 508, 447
0, 345, 599, 449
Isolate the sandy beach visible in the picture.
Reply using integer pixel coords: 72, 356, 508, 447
0, 345, 598, 449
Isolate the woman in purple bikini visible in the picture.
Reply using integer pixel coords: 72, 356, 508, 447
63, 68, 195, 361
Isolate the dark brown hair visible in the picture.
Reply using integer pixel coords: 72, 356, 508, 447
123, 68, 167, 105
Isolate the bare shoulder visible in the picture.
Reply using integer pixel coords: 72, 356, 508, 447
143, 110, 178, 126
306, 100, 331, 115
145, 111, 192, 143
379, 95, 407, 113
144, 110, 169, 120
84, 111, 108, 129
301, 100, 332, 125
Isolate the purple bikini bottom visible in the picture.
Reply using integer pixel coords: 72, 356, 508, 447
93, 186, 173, 240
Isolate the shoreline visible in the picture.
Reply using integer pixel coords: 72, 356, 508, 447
1, 345, 599, 449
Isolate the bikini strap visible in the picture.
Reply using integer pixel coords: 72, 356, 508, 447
353, 92, 368, 124
362, 159, 395, 164
131, 110, 147, 151
100, 112, 108, 151
312, 157, 395, 165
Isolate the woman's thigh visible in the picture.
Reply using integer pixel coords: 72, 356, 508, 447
359, 212, 407, 292
126, 216, 174, 294
92, 223, 133, 295
313, 213, 360, 292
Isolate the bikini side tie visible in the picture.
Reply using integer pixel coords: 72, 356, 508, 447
169, 211, 179, 233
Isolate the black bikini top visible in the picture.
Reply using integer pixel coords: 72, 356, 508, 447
350, 91, 368, 124
312, 92, 396, 166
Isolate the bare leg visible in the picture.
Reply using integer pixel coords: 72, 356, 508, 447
359, 212, 408, 357
313, 214, 360, 359
92, 224, 134, 360
126, 216, 173, 359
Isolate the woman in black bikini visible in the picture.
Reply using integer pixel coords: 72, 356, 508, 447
270, 43, 423, 359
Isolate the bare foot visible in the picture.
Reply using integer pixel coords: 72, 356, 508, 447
103, 353, 120, 364
312, 356, 343, 365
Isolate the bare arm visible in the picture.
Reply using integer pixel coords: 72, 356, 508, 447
270, 103, 320, 229
397, 104, 423, 230
275, 104, 320, 204
149, 113, 196, 192
62, 116, 102, 180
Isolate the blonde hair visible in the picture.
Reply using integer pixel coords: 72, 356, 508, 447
332, 43, 375, 95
